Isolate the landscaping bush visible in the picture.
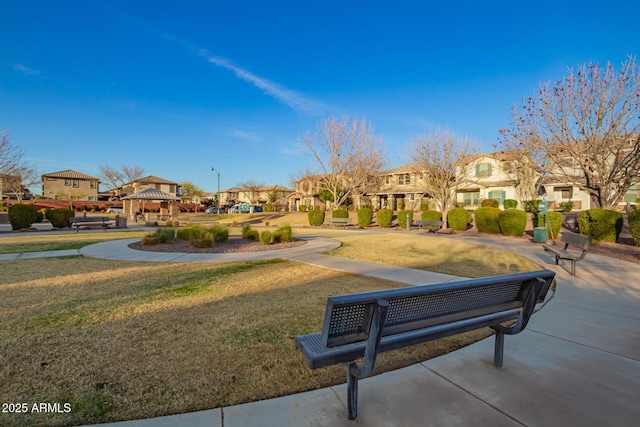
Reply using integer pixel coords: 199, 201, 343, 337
481, 199, 499, 208
208, 226, 229, 243
190, 238, 213, 248
8, 203, 38, 230
154, 228, 176, 243
35, 210, 44, 223
259, 230, 273, 245
45, 208, 74, 229
308, 209, 325, 226
245, 229, 259, 241
447, 208, 470, 231
421, 210, 442, 221
241, 223, 252, 237
628, 208, 640, 246
559, 201, 574, 213
276, 225, 293, 242
376, 208, 393, 228
332, 209, 349, 218
357, 207, 373, 228
503, 199, 518, 210
299, 205, 307, 212
532, 211, 563, 238
420, 202, 429, 211
474, 207, 501, 233
498, 210, 527, 236
141, 237, 163, 245
577, 209, 623, 242
397, 210, 414, 229
523, 200, 541, 213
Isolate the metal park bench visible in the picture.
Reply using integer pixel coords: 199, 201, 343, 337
295, 270, 556, 420
70, 216, 112, 232
415, 219, 443, 234
542, 231, 592, 276
325, 217, 350, 227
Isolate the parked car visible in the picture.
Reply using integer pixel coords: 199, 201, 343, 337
229, 203, 251, 214
106, 207, 123, 214
205, 207, 227, 214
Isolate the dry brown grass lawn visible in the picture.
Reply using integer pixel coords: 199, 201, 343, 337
0, 257, 490, 426
0, 231, 148, 254
327, 233, 542, 277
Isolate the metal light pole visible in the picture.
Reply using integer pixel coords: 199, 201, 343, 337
211, 167, 220, 209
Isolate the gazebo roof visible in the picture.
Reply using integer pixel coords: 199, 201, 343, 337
121, 187, 178, 200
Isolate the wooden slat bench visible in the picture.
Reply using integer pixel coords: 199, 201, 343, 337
415, 219, 443, 234
70, 216, 112, 232
542, 231, 592, 276
325, 217, 350, 227
295, 270, 556, 420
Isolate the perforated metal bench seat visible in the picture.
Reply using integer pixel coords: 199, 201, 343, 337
295, 270, 556, 420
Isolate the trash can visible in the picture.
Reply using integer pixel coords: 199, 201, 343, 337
534, 227, 548, 243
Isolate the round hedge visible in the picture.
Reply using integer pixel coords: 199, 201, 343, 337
332, 209, 349, 218
447, 208, 470, 231
376, 208, 393, 228
628, 208, 640, 246
45, 208, 74, 229
308, 209, 325, 226
8, 203, 38, 230
421, 210, 442, 221
532, 211, 563, 238
577, 209, 623, 242
503, 199, 518, 210
357, 207, 373, 228
498, 210, 527, 236
474, 207, 501, 233
397, 210, 414, 229
481, 199, 499, 208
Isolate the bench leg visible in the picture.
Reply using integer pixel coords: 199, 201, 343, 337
347, 365, 358, 420
554, 255, 559, 265
494, 330, 505, 368
570, 260, 576, 276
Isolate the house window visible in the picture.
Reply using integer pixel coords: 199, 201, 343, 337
72, 180, 79, 188
463, 192, 479, 206
64, 179, 71, 186
90, 181, 96, 189
385, 176, 390, 185
561, 188, 572, 199
398, 174, 410, 185
410, 193, 415, 201
476, 163, 492, 177
88, 196, 96, 201
488, 190, 506, 205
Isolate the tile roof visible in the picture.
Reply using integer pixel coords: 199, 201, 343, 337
42, 169, 100, 181
135, 175, 178, 185
121, 188, 178, 200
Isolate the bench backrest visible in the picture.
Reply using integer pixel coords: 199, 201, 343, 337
561, 231, 591, 251
321, 270, 555, 348
416, 220, 443, 227
326, 218, 350, 223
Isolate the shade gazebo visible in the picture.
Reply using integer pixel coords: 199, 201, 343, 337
121, 188, 179, 223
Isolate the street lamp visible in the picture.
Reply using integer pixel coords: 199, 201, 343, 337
211, 167, 220, 209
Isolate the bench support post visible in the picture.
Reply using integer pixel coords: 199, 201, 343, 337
346, 299, 389, 420
494, 330, 505, 368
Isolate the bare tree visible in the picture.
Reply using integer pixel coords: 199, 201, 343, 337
4, 168, 39, 203
301, 115, 385, 209
410, 128, 478, 228
99, 164, 146, 196
498, 56, 640, 209
237, 180, 264, 205
0, 130, 38, 203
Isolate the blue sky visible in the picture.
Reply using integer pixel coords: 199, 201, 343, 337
2, 1, 639, 194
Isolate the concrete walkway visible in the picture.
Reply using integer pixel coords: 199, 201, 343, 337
2, 231, 639, 426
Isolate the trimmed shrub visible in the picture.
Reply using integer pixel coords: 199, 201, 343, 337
533, 211, 563, 238
45, 208, 74, 229
299, 205, 307, 212
420, 202, 429, 211
498, 210, 527, 236
397, 200, 405, 211
141, 237, 163, 245
481, 199, 499, 208
245, 229, 259, 241
190, 238, 213, 248
35, 211, 44, 223
150, 228, 176, 243
577, 209, 623, 242
503, 199, 518, 210
332, 209, 349, 218
628, 208, 640, 246
376, 208, 393, 228
208, 226, 229, 243
259, 230, 273, 245
474, 207, 501, 233
357, 207, 373, 228
448, 208, 470, 231
277, 225, 293, 242
421, 210, 442, 221
524, 200, 541, 213
397, 210, 414, 229
8, 203, 38, 230
559, 201, 574, 212
241, 223, 252, 237
308, 209, 325, 226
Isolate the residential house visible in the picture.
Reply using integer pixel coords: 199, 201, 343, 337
41, 169, 101, 201
109, 175, 179, 200
220, 185, 294, 208
1, 174, 32, 201
456, 151, 537, 209
369, 165, 428, 210
289, 175, 326, 211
